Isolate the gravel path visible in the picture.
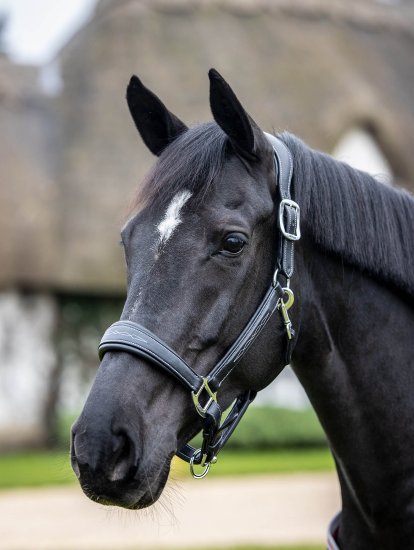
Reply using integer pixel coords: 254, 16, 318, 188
0, 473, 340, 550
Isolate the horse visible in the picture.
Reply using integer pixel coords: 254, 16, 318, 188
71, 69, 414, 549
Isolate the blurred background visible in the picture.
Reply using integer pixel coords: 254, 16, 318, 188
0, 0, 413, 549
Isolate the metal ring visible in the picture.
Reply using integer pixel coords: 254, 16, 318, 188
189, 450, 211, 479
272, 269, 279, 288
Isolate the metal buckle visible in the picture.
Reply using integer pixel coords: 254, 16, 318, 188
191, 378, 217, 418
279, 199, 301, 241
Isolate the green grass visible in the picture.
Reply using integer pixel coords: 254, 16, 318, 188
208, 448, 334, 476
0, 450, 76, 490
0, 448, 334, 490
172, 448, 334, 477
0, 405, 333, 491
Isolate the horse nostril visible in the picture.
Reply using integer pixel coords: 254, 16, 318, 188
108, 432, 137, 482
70, 424, 138, 486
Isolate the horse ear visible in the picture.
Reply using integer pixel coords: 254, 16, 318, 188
126, 75, 188, 156
208, 68, 258, 159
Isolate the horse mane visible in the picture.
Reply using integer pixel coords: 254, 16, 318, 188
136, 122, 228, 209
280, 132, 414, 298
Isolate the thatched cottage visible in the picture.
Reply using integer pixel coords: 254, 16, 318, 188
1, 0, 413, 446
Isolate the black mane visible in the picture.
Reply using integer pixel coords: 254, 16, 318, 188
281, 132, 414, 297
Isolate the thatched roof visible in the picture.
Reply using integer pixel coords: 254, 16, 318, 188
2, 0, 414, 292
0, 59, 58, 289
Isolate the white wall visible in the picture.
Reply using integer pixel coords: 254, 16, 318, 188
0, 291, 57, 446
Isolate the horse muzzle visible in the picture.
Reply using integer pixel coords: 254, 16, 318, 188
70, 351, 180, 509
71, 420, 174, 508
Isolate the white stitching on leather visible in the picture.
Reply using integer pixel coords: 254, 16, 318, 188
109, 330, 147, 344
102, 325, 200, 389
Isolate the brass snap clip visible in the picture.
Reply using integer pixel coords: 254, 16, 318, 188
278, 288, 295, 340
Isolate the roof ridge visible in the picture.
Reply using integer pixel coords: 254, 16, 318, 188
93, 0, 414, 37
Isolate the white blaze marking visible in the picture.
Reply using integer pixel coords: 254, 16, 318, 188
157, 190, 192, 247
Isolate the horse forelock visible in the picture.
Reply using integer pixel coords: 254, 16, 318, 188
135, 122, 229, 212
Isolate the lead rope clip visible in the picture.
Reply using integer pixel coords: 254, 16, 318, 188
278, 287, 295, 340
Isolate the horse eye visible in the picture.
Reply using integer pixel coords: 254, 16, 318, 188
221, 234, 247, 256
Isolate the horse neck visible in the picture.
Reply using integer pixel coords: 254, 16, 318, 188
292, 243, 414, 547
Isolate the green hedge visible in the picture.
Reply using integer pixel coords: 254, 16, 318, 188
191, 406, 328, 450
59, 406, 327, 452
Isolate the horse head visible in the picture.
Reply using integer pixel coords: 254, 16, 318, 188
71, 70, 296, 509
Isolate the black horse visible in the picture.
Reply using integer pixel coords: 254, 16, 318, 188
71, 69, 414, 549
